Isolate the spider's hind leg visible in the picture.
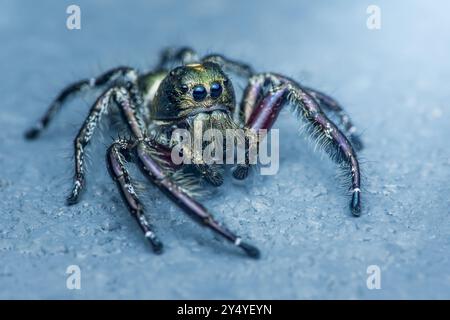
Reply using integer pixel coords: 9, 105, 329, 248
25, 66, 137, 139
202, 54, 254, 78
157, 47, 199, 69
106, 139, 163, 253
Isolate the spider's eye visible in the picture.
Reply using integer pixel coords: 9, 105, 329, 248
210, 82, 222, 99
192, 85, 207, 101
180, 84, 189, 93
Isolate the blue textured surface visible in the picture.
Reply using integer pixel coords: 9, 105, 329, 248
0, 0, 449, 299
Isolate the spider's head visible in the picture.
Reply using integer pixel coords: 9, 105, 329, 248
152, 62, 236, 121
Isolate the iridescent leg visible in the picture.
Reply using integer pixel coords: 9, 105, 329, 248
106, 139, 163, 253
135, 141, 260, 258
237, 73, 362, 216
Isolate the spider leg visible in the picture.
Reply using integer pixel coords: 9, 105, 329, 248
232, 74, 279, 177
67, 85, 145, 205
238, 77, 364, 150
202, 54, 254, 78
106, 139, 163, 253
156, 47, 254, 78
135, 141, 260, 258
157, 47, 199, 69
237, 73, 362, 216
25, 67, 138, 139
238, 73, 266, 125
303, 87, 364, 151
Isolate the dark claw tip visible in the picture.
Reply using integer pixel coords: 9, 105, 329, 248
151, 240, 164, 255
351, 191, 361, 216
24, 128, 40, 140
232, 166, 249, 180
238, 241, 261, 259
66, 194, 80, 206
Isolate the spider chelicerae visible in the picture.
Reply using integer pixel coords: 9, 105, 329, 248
25, 47, 363, 259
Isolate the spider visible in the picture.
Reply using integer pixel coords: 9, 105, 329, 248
25, 47, 364, 259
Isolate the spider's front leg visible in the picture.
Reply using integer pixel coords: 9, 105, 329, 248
25, 67, 138, 139
67, 83, 145, 204
106, 139, 163, 253
236, 73, 362, 216
134, 141, 260, 258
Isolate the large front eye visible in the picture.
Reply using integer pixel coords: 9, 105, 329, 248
210, 82, 222, 99
192, 85, 207, 101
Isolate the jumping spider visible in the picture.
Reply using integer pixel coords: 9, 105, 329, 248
25, 47, 363, 258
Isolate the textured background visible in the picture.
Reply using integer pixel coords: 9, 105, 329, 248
0, 0, 449, 299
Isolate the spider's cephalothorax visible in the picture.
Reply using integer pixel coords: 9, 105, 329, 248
25, 47, 364, 258
152, 62, 236, 120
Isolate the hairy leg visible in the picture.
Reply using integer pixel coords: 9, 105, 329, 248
68, 85, 145, 204
106, 139, 163, 253
239, 76, 363, 150
237, 73, 362, 215
25, 67, 138, 139
303, 87, 363, 151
